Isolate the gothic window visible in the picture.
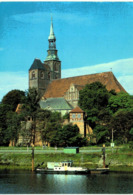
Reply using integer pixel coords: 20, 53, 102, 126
40, 71, 44, 79
32, 71, 35, 79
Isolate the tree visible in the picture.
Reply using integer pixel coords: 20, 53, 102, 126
2, 89, 25, 111
111, 110, 133, 144
93, 125, 110, 144
6, 111, 22, 145
78, 82, 111, 144
79, 82, 109, 112
36, 110, 62, 145
0, 104, 11, 145
58, 124, 87, 147
20, 88, 40, 145
108, 92, 133, 114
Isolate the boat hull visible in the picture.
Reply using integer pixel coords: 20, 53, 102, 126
35, 168, 109, 174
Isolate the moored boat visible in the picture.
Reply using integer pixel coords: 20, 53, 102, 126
35, 160, 109, 174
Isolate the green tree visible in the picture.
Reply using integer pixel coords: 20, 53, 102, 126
6, 111, 22, 145
108, 92, 133, 113
0, 104, 11, 145
58, 124, 87, 147
20, 88, 40, 145
36, 110, 62, 145
111, 110, 133, 144
78, 82, 111, 144
2, 89, 25, 111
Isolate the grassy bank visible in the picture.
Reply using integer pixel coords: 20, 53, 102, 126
0, 147, 133, 172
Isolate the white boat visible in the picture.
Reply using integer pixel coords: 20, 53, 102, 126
35, 160, 109, 174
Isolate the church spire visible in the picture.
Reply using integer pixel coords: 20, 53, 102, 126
48, 16, 56, 41
45, 17, 60, 61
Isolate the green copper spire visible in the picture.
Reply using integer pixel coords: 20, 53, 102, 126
45, 17, 60, 61
48, 16, 56, 41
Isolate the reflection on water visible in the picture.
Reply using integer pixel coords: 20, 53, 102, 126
0, 170, 133, 194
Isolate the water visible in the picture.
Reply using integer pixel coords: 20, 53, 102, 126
0, 170, 133, 194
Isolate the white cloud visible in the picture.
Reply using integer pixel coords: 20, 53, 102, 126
62, 58, 133, 95
0, 72, 28, 101
0, 48, 4, 51
11, 12, 90, 25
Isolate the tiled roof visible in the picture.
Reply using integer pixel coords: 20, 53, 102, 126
70, 106, 84, 113
29, 59, 45, 71
43, 72, 126, 98
39, 97, 73, 110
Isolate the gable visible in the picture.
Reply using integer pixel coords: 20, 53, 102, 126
43, 71, 126, 99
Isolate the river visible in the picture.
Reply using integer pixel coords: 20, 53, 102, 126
0, 170, 133, 194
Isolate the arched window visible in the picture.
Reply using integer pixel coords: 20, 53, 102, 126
32, 71, 35, 79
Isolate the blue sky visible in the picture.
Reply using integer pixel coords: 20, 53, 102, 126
0, 2, 133, 100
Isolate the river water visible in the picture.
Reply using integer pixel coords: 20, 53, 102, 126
0, 170, 133, 194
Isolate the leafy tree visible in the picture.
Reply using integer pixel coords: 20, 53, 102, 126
79, 82, 109, 112
108, 92, 133, 113
6, 111, 22, 145
20, 88, 40, 145
45, 122, 62, 146
58, 124, 87, 147
111, 110, 133, 144
2, 89, 25, 111
93, 125, 110, 144
0, 104, 11, 145
78, 82, 111, 144
36, 110, 62, 145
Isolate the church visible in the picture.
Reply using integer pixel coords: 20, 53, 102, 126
29, 18, 126, 115
27, 18, 126, 141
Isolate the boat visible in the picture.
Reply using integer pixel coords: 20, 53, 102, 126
35, 160, 109, 174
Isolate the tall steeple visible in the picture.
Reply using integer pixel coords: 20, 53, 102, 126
45, 17, 60, 61
48, 16, 56, 42
44, 17, 61, 80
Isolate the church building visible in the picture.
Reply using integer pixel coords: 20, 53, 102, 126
28, 18, 126, 139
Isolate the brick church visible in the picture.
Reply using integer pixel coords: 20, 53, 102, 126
28, 18, 126, 140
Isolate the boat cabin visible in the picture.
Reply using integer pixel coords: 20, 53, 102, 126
60, 161, 73, 167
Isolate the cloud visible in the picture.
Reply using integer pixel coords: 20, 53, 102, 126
0, 72, 28, 101
0, 48, 4, 51
11, 11, 90, 25
62, 58, 133, 95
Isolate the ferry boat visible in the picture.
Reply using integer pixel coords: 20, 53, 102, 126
35, 160, 109, 174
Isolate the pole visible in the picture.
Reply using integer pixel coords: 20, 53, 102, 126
112, 128, 114, 143
102, 144, 106, 168
32, 146, 34, 172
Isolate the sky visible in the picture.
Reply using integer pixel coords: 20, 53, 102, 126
0, 2, 133, 101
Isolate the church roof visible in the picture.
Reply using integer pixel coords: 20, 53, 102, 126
39, 97, 73, 110
29, 59, 45, 71
43, 71, 126, 99
70, 106, 84, 113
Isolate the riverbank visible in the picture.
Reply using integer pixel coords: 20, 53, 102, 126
0, 146, 133, 172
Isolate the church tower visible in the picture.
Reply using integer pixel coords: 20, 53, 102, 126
44, 17, 61, 80
29, 17, 61, 97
